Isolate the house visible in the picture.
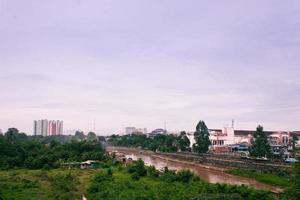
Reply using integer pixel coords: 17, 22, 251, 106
80, 160, 98, 169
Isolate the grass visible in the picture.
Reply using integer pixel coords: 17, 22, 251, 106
226, 169, 291, 188
87, 168, 273, 200
0, 168, 102, 200
0, 168, 277, 200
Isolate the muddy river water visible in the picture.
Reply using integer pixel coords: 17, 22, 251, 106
107, 147, 282, 194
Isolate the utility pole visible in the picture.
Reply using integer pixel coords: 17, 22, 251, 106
93, 118, 96, 133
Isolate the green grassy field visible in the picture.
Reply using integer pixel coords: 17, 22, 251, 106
0, 169, 101, 200
226, 169, 291, 188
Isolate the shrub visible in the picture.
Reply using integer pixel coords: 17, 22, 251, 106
128, 159, 147, 177
131, 172, 140, 181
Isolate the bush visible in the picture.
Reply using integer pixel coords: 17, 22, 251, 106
147, 166, 159, 178
131, 172, 140, 181
93, 171, 113, 183
49, 173, 79, 200
128, 159, 147, 177
176, 170, 195, 183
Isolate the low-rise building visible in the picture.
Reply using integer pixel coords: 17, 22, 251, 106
148, 128, 167, 138
125, 127, 147, 135
186, 124, 300, 155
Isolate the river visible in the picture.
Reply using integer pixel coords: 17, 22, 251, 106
107, 147, 282, 194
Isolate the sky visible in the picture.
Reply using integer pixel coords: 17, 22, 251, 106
1, 0, 300, 135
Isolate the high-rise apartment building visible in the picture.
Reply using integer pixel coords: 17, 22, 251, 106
48, 120, 63, 136
33, 119, 63, 136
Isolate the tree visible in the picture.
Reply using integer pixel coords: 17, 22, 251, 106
128, 159, 147, 177
177, 131, 190, 152
87, 132, 97, 141
5, 128, 27, 142
193, 121, 211, 153
291, 134, 299, 158
250, 125, 271, 158
75, 131, 85, 140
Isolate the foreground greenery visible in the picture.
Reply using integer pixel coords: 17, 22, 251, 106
1, 156, 300, 200
226, 169, 291, 188
87, 160, 274, 200
0, 169, 100, 200
0, 164, 275, 200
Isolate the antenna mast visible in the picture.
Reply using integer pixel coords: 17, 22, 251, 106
93, 118, 96, 133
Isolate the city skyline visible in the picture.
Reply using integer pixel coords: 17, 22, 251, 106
1, 0, 300, 134
33, 119, 63, 136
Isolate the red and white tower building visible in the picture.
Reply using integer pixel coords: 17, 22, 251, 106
34, 120, 63, 136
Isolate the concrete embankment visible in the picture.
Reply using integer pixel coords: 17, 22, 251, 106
156, 152, 291, 173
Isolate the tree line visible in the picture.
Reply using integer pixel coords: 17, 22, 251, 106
0, 128, 108, 169
108, 131, 191, 152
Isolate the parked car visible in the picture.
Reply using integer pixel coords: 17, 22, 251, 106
285, 158, 299, 163
255, 157, 269, 161
241, 156, 251, 160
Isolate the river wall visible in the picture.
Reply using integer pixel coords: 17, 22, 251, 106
107, 146, 291, 173
156, 152, 292, 173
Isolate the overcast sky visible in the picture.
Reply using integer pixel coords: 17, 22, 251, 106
1, 0, 300, 135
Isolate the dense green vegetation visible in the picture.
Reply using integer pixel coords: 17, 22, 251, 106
109, 120, 212, 154
87, 159, 274, 200
0, 169, 100, 200
0, 165, 275, 200
1, 127, 300, 199
108, 131, 190, 152
0, 128, 108, 169
226, 169, 291, 188
283, 162, 300, 200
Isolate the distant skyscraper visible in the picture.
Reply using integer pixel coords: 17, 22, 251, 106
125, 127, 136, 135
33, 119, 63, 136
34, 119, 48, 136
125, 127, 147, 135
48, 120, 63, 136
42, 120, 48, 136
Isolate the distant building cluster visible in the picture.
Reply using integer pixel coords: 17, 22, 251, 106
148, 128, 167, 138
33, 119, 63, 136
125, 127, 147, 135
186, 121, 300, 155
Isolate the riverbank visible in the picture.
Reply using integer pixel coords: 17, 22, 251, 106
106, 146, 283, 194
226, 169, 291, 188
